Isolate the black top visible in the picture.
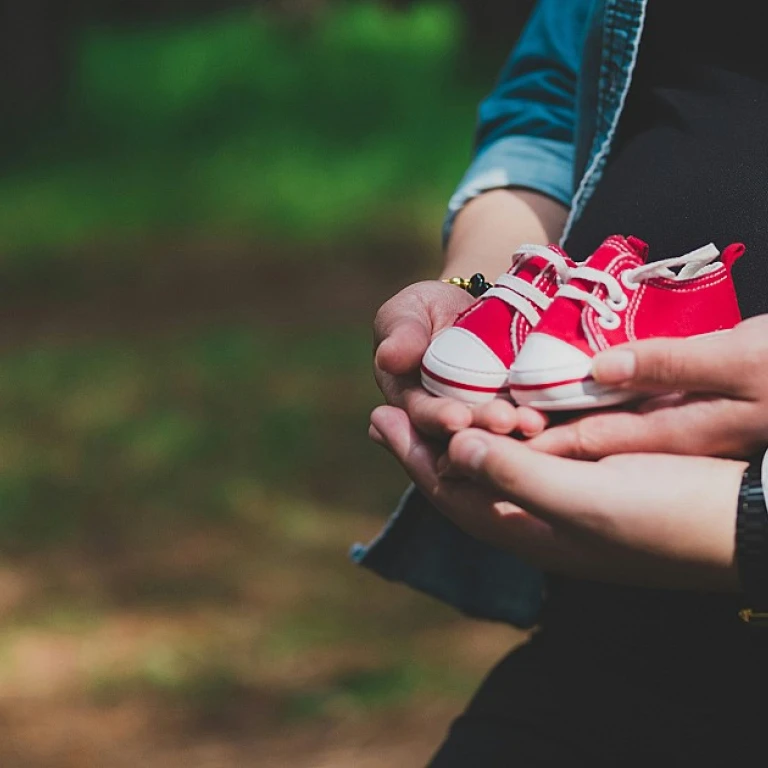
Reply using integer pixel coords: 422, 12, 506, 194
551, 1, 768, 660
566, 0, 768, 319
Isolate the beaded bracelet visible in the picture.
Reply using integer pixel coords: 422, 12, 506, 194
441, 273, 493, 298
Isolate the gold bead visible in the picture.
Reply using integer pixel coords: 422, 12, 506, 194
443, 276, 468, 289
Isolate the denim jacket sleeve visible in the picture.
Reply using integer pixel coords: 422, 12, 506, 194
442, 0, 593, 246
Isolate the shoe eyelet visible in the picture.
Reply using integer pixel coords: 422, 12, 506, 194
621, 271, 640, 290
597, 313, 621, 330
606, 293, 628, 312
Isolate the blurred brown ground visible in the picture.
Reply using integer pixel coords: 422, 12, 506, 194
0, 2, 534, 765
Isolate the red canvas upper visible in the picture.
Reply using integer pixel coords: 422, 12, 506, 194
532, 235, 745, 356
454, 246, 573, 367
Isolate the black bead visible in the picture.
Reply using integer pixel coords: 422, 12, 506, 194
468, 273, 489, 297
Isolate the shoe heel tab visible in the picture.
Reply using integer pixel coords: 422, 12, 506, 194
626, 235, 649, 260
721, 242, 746, 270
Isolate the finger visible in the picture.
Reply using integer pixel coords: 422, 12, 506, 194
368, 422, 387, 447
369, 405, 440, 489
403, 386, 472, 437
525, 409, 659, 459
436, 452, 467, 480
591, 332, 748, 397
634, 391, 688, 413
525, 396, 759, 460
468, 399, 520, 434
435, 452, 450, 475
374, 366, 419, 410
371, 408, 536, 530
436, 485, 585, 573
447, 429, 608, 525
374, 412, 597, 572
516, 406, 549, 437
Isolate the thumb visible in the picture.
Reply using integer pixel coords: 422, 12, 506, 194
447, 429, 607, 525
591, 331, 746, 396
375, 318, 431, 376
374, 281, 467, 376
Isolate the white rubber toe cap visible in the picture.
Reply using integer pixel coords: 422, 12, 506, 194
421, 327, 509, 403
423, 327, 507, 380
508, 333, 592, 387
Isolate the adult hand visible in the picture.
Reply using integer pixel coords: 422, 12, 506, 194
373, 281, 541, 437
443, 428, 746, 591
526, 315, 768, 460
371, 408, 746, 591
368, 405, 575, 565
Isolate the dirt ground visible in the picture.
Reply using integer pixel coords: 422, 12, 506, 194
0, 238, 531, 767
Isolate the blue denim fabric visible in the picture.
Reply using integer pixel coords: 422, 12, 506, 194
443, 0, 593, 246
350, 484, 545, 627
353, 0, 649, 628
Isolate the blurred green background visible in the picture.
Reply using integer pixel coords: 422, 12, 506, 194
0, 2, 532, 765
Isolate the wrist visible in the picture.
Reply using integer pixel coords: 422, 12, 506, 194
442, 189, 567, 280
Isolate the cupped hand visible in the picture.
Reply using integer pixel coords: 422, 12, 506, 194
526, 315, 768, 460
371, 408, 746, 591
368, 405, 582, 568
373, 280, 542, 437
444, 428, 746, 591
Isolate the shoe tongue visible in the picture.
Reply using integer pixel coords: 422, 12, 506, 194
581, 234, 648, 271
511, 244, 569, 284
534, 236, 647, 346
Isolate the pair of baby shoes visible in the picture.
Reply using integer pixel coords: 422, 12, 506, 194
421, 234, 745, 411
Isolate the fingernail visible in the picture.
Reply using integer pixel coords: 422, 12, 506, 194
593, 349, 636, 383
457, 437, 488, 471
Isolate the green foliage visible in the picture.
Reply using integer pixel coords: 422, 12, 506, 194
0, 1, 481, 252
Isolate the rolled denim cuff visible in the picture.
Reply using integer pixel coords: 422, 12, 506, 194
442, 136, 574, 248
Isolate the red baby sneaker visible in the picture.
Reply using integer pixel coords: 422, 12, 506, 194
421, 244, 574, 404
508, 234, 745, 411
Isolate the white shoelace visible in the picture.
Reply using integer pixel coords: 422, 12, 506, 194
557, 242, 721, 329
480, 244, 572, 326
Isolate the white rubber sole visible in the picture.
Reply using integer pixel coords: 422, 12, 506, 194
420, 348, 510, 405
509, 329, 733, 411
508, 359, 636, 411
509, 377, 639, 410
421, 369, 511, 404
